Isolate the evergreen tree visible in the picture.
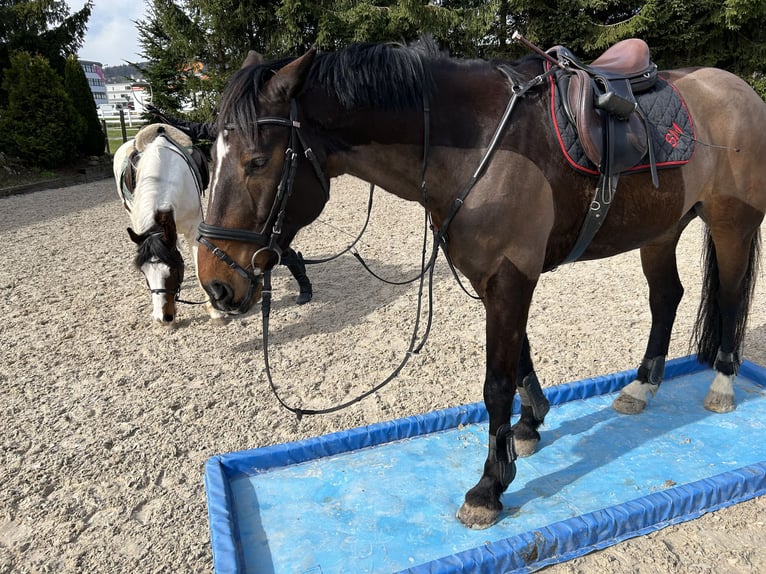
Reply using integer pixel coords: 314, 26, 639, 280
64, 55, 104, 156
0, 51, 83, 167
0, 0, 93, 107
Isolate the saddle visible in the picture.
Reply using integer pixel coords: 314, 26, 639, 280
552, 39, 658, 176
119, 124, 210, 211
547, 39, 659, 263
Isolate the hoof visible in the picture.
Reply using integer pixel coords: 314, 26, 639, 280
456, 501, 501, 530
613, 380, 658, 414
612, 392, 646, 414
704, 391, 735, 413
704, 372, 735, 413
209, 315, 231, 326
514, 436, 539, 458
296, 291, 312, 305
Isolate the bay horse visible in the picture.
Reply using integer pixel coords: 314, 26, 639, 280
113, 124, 226, 325
195, 39, 766, 529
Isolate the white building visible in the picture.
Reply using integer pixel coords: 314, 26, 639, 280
106, 82, 152, 113
79, 60, 108, 107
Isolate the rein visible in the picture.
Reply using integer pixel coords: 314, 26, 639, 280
201, 63, 551, 419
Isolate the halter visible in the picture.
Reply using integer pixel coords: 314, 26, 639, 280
197, 100, 330, 305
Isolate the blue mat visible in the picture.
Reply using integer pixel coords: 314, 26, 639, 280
205, 357, 766, 573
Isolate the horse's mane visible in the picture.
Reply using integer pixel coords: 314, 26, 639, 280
133, 228, 184, 272
309, 38, 441, 110
217, 38, 446, 142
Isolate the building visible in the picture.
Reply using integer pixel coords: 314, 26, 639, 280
79, 60, 108, 107
106, 81, 152, 113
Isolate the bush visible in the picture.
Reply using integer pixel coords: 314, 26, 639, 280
0, 52, 85, 168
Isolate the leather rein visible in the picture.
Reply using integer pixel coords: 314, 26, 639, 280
197, 66, 550, 419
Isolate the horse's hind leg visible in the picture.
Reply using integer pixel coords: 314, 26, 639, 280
696, 204, 762, 412
614, 225, 688, 414
513, 334, 549, 456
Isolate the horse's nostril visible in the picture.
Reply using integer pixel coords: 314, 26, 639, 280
163, 314, 174, 323
208, 281, 233, 304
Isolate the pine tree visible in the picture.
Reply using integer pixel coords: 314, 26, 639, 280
0, 52, 84, 167
64, 55, 104, 156
0, 0, 92, 107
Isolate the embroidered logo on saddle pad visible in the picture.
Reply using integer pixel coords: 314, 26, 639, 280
550, 73, 695, 176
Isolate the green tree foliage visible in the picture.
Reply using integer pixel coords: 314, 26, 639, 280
0, 51, 83, 167
0, 0, 92, 107
64, 55, 103, 155
137, 0, 766, 114
503, 0, 765, 97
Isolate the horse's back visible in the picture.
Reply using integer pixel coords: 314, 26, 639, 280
665, 67, 766, 213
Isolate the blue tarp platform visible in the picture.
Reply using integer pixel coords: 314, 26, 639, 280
204, 356, 766, 573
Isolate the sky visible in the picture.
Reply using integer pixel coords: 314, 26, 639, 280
65, 1, 148, 68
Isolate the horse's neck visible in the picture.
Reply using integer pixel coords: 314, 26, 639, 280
311, 63, 519, 205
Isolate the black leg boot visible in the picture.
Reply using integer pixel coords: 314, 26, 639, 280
282, 249, 313, 305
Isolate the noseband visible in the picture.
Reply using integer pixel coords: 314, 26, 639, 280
197, 100, 330, 309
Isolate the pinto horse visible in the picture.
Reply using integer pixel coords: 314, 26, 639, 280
195, 39, 766, 529
113, 124, 225, 324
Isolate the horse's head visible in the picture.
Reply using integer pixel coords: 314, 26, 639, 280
197, 49, 330, 315
128, 210, 185, 325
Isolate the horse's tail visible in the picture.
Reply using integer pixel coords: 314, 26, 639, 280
693, 227, 761, 365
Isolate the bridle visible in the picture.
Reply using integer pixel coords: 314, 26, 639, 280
197, 64, 551, 418
197, 100, 330, 313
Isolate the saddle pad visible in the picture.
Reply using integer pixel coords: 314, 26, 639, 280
550, 73, 696, 176
205, 356, 766, 573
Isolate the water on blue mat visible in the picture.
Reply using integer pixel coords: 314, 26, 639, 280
225, 370, 766, 574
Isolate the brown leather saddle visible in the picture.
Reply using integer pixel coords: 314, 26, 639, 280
552, 39, 658, 177
546, 39, 660, 263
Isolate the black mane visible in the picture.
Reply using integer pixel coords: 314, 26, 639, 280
217, 38, 446, 142
134, 228, 184, 274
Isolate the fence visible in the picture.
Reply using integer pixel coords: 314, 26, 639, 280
100, 109, 148, 154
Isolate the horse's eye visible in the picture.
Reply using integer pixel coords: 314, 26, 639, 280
245, 156, 269, 174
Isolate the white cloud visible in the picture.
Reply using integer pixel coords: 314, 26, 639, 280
66, 0, 148, 67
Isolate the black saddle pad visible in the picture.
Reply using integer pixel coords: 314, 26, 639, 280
549, 72, 696, 176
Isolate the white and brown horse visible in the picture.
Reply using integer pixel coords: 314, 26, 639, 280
113, 124, 224, 324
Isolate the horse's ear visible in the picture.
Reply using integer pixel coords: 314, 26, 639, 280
242, 50, 263, 69
263, 47, 317, 103
155, 210, 177, 246
127, 227, 142, 245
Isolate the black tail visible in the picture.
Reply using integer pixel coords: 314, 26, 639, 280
693, 227, 761, 365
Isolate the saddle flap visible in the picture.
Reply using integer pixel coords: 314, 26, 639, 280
566, 70, 649, 173
568, 71, 603, 166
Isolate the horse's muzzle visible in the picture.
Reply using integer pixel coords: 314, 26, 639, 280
204, 277, 261, 315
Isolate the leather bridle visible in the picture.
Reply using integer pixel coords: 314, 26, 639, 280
197, 100, 330, 312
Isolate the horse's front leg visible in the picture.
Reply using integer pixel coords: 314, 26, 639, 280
457, 259, 538, 529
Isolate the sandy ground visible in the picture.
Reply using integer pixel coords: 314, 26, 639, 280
1, 175, 765, 573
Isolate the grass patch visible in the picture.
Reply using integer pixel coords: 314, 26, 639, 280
105, 124, 144, 154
